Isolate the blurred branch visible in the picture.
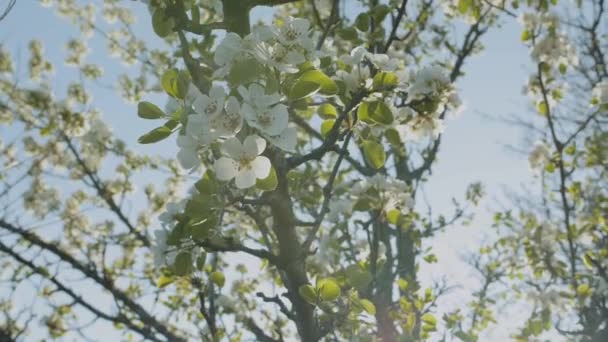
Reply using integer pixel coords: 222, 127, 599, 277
0, 0, 15, 22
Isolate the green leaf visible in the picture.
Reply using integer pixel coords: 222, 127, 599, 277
161, 69, 188, 99
576, 283, 591, 297
289, 81, 320, 101
152, 9, 175, 38
385, 128, 401, 146
397, 278, 408, 291
318, 103, 337, 119
345, 264, 373, 291
256, 167, 278, 191
210, 271, 226, 288
317, 278, 341, 301
363, 140, 386, 169
138, 101, 165, 119
371, 4, 391, 23
373, 72, 399, 90
458, 0, 471, 14
423, 254, 438, 263
358, 101, 393, 125
190, 215, 218, 241
338, 27, 358, 40
387, 209, 400, 225
321, 119, 335, 137
359, 299, 376, 315
537, 101, 548, 115
138, 126, 173, 144
195, 171, 219, 195
298, 70, 338, 96
299, 284, 318, 305
370, 101, 393, 124
355, 13, 370, 32
196, 252, 207, 270
582, 253, 594, 270
421, 313, 437, 327
228, 57, 262, 87
520, 29, 531, 41
173, 252, 192, 276
156, 275, 174, 288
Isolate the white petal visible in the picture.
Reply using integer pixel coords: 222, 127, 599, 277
243, 134, 266, 158
193, 94, 210, 115
221, 137, 243, 157
178, 147, 199, 169
292, 18, 310, 32
269, 127, 297, 152
177, 135, 196, 148
251, 156, 271, 179
225, 96, 240, 114
266, 105, 289, 135
250, 83, 265, 99
209, 86, 226, 102
213, 157, 239, 181
235, 169, 257, 189
286, 51, 306, 65
242, 103, 257, 122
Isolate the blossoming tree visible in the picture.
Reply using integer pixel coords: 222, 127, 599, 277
485, 0, 608, 341
0, 0, 603, 341
134, 0, 507, 341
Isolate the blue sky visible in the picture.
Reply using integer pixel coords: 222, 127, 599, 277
1, 1, 538, 340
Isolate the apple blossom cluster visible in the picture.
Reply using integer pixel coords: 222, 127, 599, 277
591, 80, 608, 108
336, 47, 461, 140
153, 196, 204, 269
528, 140, 552, 171
153, 16, 463, 272
174, 18, 461, 190
520, 12, 578, 70
441, 0, 504, 23
175, 18, 315, 189
328, 174, 414, 222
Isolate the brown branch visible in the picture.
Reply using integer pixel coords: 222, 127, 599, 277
0, 219, 184, 342
0, 241, 164, 342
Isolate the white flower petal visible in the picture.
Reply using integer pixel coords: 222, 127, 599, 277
221, 137, 243, 157
243, 135, 266, 158
235, 169, 257, 189
214, 157, 239, 181
209, 86, 225, 101
251, 156, 271, 179
177, 147, 199, 169
225, 96, 240, 114
267, 105, 289, 135
268, 127, 297, 152
193, 94, 210, 115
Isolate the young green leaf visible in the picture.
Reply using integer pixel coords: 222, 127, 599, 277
256, 167, 278, 191
210, 271, 226, 288
317, 278, 341, 301
318, 103, 338, 118
298, 284, 318, 305
138, 126, 173, 144
363, 140, 386, 169
138, 101, 165, 119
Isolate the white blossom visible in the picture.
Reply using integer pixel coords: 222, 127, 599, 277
266, 126, 298, 153
210, 96, 243, 137
328, 199, 353, 222
592, 80, 608, 107
214, 135, 272, 189
239, 84, 288, 136
528, 140, 552, 170
158, 200, 187, 227
193, 86, 226, 118
402, 115, 445, 141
